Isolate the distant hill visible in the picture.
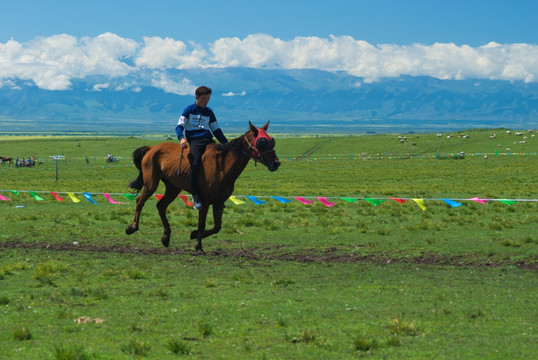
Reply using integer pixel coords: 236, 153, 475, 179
1, 68, 537, 134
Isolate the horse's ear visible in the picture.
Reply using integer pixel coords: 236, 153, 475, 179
262, 121, 269, 131
249, 121, 258, 137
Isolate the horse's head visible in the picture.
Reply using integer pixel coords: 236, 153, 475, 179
246, 121, 280, 172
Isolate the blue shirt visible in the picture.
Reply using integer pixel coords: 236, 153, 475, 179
175, 104, 227, 143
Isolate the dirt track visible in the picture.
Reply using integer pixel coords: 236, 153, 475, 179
1, 240, 536, 270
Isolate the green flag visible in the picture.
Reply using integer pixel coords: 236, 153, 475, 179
341, 197, 358, 203
364, 198, 385, 206
498, 200, 516, 206
29, 191, 45, 201
123, 193, 136, 201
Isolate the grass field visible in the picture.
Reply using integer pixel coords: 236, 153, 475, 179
0, 128, 537, 359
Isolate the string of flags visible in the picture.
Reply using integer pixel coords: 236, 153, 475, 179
0, 190, 534, 210
6, 150, 537, 164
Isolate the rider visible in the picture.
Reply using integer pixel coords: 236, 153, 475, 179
175, 86, 228, 210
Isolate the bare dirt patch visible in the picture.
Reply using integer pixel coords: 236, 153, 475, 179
0, 240, 535, 270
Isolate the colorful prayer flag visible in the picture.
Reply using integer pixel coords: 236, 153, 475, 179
365, 198, 384, 206
442, 198, 462, 208
103, 193, 119, 204
469, 197, 489, 204
295, 197, 314, 205
229, 196, 245, 205
29, 191, 45, 201
67, 193, 81, 203
412, 198, 427, 211
83, 193, 97, 204
50, 192, 64, 201
179, 195, 193, 206
246, 196, 266, 205
317, 197, 337, 207
389, 197, 408, 204
498, 199, 516, 206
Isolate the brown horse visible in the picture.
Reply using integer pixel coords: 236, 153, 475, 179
125, 121, 280, 254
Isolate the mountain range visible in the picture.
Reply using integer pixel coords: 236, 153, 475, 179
1, 68, 537, 135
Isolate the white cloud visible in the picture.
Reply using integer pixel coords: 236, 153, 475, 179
150, 72, 196, 95
91, 83, 109, 91
135, 36, 207, 69
1, 33, 537, 91
0, 33, 137, 90
222, 91, 246, 97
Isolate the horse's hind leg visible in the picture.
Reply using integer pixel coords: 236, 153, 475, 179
156, 182, 180, 247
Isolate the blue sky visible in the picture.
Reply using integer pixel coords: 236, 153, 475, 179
1, 0, 537, 92
1, 0, 536, 46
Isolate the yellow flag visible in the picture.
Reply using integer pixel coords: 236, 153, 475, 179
412, 198, 426, 211
229, 196, 245, 205
67, 192, 81, 203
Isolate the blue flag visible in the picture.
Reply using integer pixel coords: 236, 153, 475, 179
271, 196, 291, 204
83, 192, 97, 204
442, 198, 462, 208
246, 196, 266, 205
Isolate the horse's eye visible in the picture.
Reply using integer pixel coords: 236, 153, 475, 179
256, 138, 270, 151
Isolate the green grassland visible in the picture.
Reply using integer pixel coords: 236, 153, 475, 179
0, 128, 537, 359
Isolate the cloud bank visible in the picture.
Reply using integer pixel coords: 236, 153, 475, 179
1, 33, 537, 93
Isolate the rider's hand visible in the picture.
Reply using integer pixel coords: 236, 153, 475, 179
180, 138, 188, 149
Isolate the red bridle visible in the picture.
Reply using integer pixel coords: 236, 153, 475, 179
244, 128, 276, 161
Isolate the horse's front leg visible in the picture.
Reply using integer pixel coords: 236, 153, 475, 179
194, 206, 209, 255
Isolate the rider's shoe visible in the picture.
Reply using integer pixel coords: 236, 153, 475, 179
192, 195, 202, 210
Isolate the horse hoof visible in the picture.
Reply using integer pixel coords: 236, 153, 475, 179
190, 230, 198, 240
125, 225, 138, 235
161, 234, 170, 248
195, 248, 206, 255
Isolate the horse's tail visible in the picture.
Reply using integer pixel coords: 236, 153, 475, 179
128, 146, 152, 192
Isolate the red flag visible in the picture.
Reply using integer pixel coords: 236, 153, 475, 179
179, 195, 193, 206
50, 191, 64, 201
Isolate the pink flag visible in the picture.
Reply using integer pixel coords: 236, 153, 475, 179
469, 197, 489, 204
179, 195, 193, 206
317, 197, 337, 207
0, 194, 9, 201
50, 191, 64, 201
295, 197, 314, 205
103, 193, 119, 204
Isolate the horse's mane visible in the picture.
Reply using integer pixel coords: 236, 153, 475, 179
212, 133, 247, 156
